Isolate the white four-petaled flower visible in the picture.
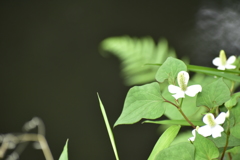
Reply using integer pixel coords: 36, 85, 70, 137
197, 112, 226, 138
168, 71, 202, 99
212, 50, 236, 70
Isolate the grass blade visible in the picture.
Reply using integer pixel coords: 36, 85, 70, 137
59, 139, 69, 160
97, 93, 119, 160
146, 63, 240, 82
187, 65, 240, 82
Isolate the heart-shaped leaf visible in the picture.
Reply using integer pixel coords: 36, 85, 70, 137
114, 82, 165, 126
196, 78, 231, 109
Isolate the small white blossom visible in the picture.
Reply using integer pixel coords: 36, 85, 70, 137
168, 71, 202, 99
198, 112, 226, 138
188, 126, 199, 141
212, 50, 236, 70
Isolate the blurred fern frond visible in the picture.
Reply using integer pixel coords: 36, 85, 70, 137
100, 36, 176, 86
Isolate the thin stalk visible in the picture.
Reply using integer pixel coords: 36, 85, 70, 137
220, 120, 230, 160
220, 131, 230, 160
228, 153, 232, 160
178, 108, 196, 129
163, 97, 196, 129
179, 98, 183, 108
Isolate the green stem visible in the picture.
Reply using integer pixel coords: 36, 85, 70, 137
220, 121, 230, 160
228, 153, 232, 160
179, 98, 183, 108
178, 108, 196, 129
220, 132, 230, 160
163, 98, 196, 129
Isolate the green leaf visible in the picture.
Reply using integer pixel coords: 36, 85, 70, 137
194, 133, 219, 160
143, 120, 204, 126
170, 131, 192, 146
231, 124, 240, 139
155, 57, 187, 84
59, 139, 69, 160
231, 153, 240, 160
226, 146, 240, 160
226, 146, 240, 154
191, 73, 215, 86
225, 92, 240, 109
97, 93, 119, 160
196, 78, 231, 109
148, 125, 181, 160
208, 132, 240, 148
114, 82, 165, 126
187, 64, 240, 82
100, 36, 176, 86
185, 72, 237, 91
228, 99, 240, 129
230, 100, 240, 126
154, 142, 195, 160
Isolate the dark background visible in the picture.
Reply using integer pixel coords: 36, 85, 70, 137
1, 0, 239, 160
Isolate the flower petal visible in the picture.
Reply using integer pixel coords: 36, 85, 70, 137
192, 129, 196, 137
217, 65, 226, 70
188, 136, 195, 141
168, 85, 185, 99
168, 85, 181, 94
172, 91, 185, 99
203, 113, 215, 125
185, 85, 202, 97
212, 57, 221, 66
225, 64, 236, 69
188, 129, 196, 141
198, 125, 212, 137
226, 55, 236, 64
211, 125, 224, 138
215, 112, 226, 124
211, 131, 221, 138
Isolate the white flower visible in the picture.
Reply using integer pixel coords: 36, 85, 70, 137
188, 126, 199, 141
168, 71, 202, 99
198, 112, 226, 138
212, 50, 236, 70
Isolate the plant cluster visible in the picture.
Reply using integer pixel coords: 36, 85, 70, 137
1, 36, 240, 160
99, 36, 240, 160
